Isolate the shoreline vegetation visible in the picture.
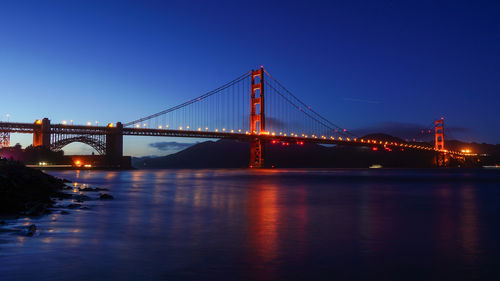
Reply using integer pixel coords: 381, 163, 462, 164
0, 158, 113, 236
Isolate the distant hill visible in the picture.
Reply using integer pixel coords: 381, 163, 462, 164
133, 139, 249, 168
134, 137, 478, 169
362, 133, 405, 143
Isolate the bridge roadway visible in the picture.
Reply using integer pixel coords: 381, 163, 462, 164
0, 121, 463, 156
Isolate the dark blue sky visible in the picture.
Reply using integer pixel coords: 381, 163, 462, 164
1, 0, 499, 155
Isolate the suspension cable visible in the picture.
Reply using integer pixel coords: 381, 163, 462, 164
124, 71, 251, 127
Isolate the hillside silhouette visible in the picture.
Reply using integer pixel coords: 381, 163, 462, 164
134, 134, 466, 168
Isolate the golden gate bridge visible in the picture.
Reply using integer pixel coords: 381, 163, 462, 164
0, 67, 466, 167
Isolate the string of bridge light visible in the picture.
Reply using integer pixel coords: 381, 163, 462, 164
124, 84, 357, 138
122, 68, 357, 139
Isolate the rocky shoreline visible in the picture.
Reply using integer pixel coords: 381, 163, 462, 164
0, 158, 114, 236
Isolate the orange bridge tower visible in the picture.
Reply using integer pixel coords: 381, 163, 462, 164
250, 67, 265, 168
435, 118, 445, 151
435, 118, 446, 166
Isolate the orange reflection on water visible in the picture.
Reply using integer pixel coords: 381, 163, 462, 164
130, 170, 146, 183
460, 186, 479, 260
437, 185, 454, 253
248, 185, 279, 263
105, 171, 118, 180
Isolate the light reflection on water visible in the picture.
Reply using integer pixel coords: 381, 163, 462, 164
1, 169, 500, 281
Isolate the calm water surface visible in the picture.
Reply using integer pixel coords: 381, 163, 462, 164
1, 169, 500, 281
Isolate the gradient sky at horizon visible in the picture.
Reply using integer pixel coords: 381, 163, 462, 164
1, 0, 499, 156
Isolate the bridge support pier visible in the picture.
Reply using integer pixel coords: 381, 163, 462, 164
33, 118, 51, 148
435, 152, 447, 167
250, 138, 264, 168
106, 122, 123, 167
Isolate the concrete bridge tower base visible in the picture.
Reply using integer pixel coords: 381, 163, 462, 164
33, 118, 51, 148
105, 122, 124, 167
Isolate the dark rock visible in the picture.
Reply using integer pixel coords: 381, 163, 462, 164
73, 194, 91, 201
53, 192, 73, 200
0, 221, 5, 225
26, 203, 47, 216
67, 203, 81, 209
26, 224, 37, 236
80, 187, 109, 192
1, 158, 69, 215
60, 211, 70, 215
99, 194, 114, 200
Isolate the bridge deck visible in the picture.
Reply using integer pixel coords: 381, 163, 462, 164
0, 121, 464, 155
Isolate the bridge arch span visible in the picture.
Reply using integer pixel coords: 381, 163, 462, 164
50, 135, 106, 155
